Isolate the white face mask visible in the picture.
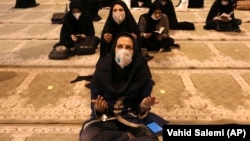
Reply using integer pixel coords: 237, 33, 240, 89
151, 14, 161, 21
73, 12, 81, 20
112, 12, 125, 25
221, 1, 229, 6
115, 49, 132, 69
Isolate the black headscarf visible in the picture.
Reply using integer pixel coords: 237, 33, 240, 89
156, 0, 178, 29
92, 32, 152, 96
145, 1, 164, 32
205, 0, 235, 22
100, 0, 140, 58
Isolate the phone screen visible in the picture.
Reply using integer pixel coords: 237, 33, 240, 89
146, 122, 163, 135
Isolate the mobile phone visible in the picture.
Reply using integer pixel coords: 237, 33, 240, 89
146, 122, 163, 135
76, 34, 81, 37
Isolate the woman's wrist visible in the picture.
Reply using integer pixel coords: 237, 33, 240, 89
140, 104, 151, 113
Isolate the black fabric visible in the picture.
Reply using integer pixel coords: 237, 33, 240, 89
101, 0, 116, 7
92, 32, 151, 95
156, 0, 178, 29
177, 21, 195, 30
59, 1, 96, 49
156, 0, 195, 30
188, 0, 204, 8
14, 0, 38, 8
99, 0, 141, 58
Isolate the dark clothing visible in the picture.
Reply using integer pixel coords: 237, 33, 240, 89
100, 0, 141, 58
204, 0, 241, 30
14, 0, 38, 8
138, 2, 175, 51
80, 119, 158, 141
158, 0, 178, 29
101, 0, 116, 7
59, 10, 97, 48
157, 0, 195, 30
80, 32, 157, 141
80, 0, 101, 21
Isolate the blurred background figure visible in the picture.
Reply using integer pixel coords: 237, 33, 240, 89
14, 0, 39, 8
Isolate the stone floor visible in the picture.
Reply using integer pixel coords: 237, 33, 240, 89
0, 0, 250, 141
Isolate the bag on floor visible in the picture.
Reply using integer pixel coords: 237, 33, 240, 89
178, 21, 195, 30
51, 13, 66, 24
74, 37, 97, 55
48, 44, 69, 60
215, 20, 233, 31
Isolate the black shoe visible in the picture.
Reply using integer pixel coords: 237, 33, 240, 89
233, 28, 241, 32
171, 44, 180, 49
159, 48, 171, 52
85, 82, 92, 89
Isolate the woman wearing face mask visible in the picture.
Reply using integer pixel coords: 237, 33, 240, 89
56, 1, 100, 55
99, 0, 141, 58
204, 0, 242, 32
138, 1, 179, 52
79, 32, 159, 141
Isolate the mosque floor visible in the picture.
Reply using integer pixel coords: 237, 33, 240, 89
0, 0, 250, 140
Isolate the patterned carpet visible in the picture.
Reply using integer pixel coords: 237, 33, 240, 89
0, 0, 250, 141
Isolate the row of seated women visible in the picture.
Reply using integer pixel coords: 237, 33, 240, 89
56, 0, 188, 60
56, 0, 242, 60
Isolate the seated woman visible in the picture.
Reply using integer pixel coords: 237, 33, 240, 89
138, 1, 179, 52
99, 0, 141, 58
56, 1, 100, 56
204, 0, 242, 32
79, 32, 159, 141
14, 0, 39, 8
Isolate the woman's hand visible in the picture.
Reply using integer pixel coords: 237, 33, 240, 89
91, 95, 108, 113
140, 96, 158, 113
131, 33, 137, 39
104, 33, 112, 43
143, 33, 151, 39
71, 34, 78, 42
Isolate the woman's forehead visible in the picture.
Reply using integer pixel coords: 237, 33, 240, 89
113, 4, 124, 10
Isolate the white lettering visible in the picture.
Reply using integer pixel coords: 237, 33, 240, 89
195, 129, 224, 136
166, 129, 192, 136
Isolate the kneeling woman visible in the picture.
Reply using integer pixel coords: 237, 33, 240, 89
79, 32, 159, 141
138, 1, 179, 52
